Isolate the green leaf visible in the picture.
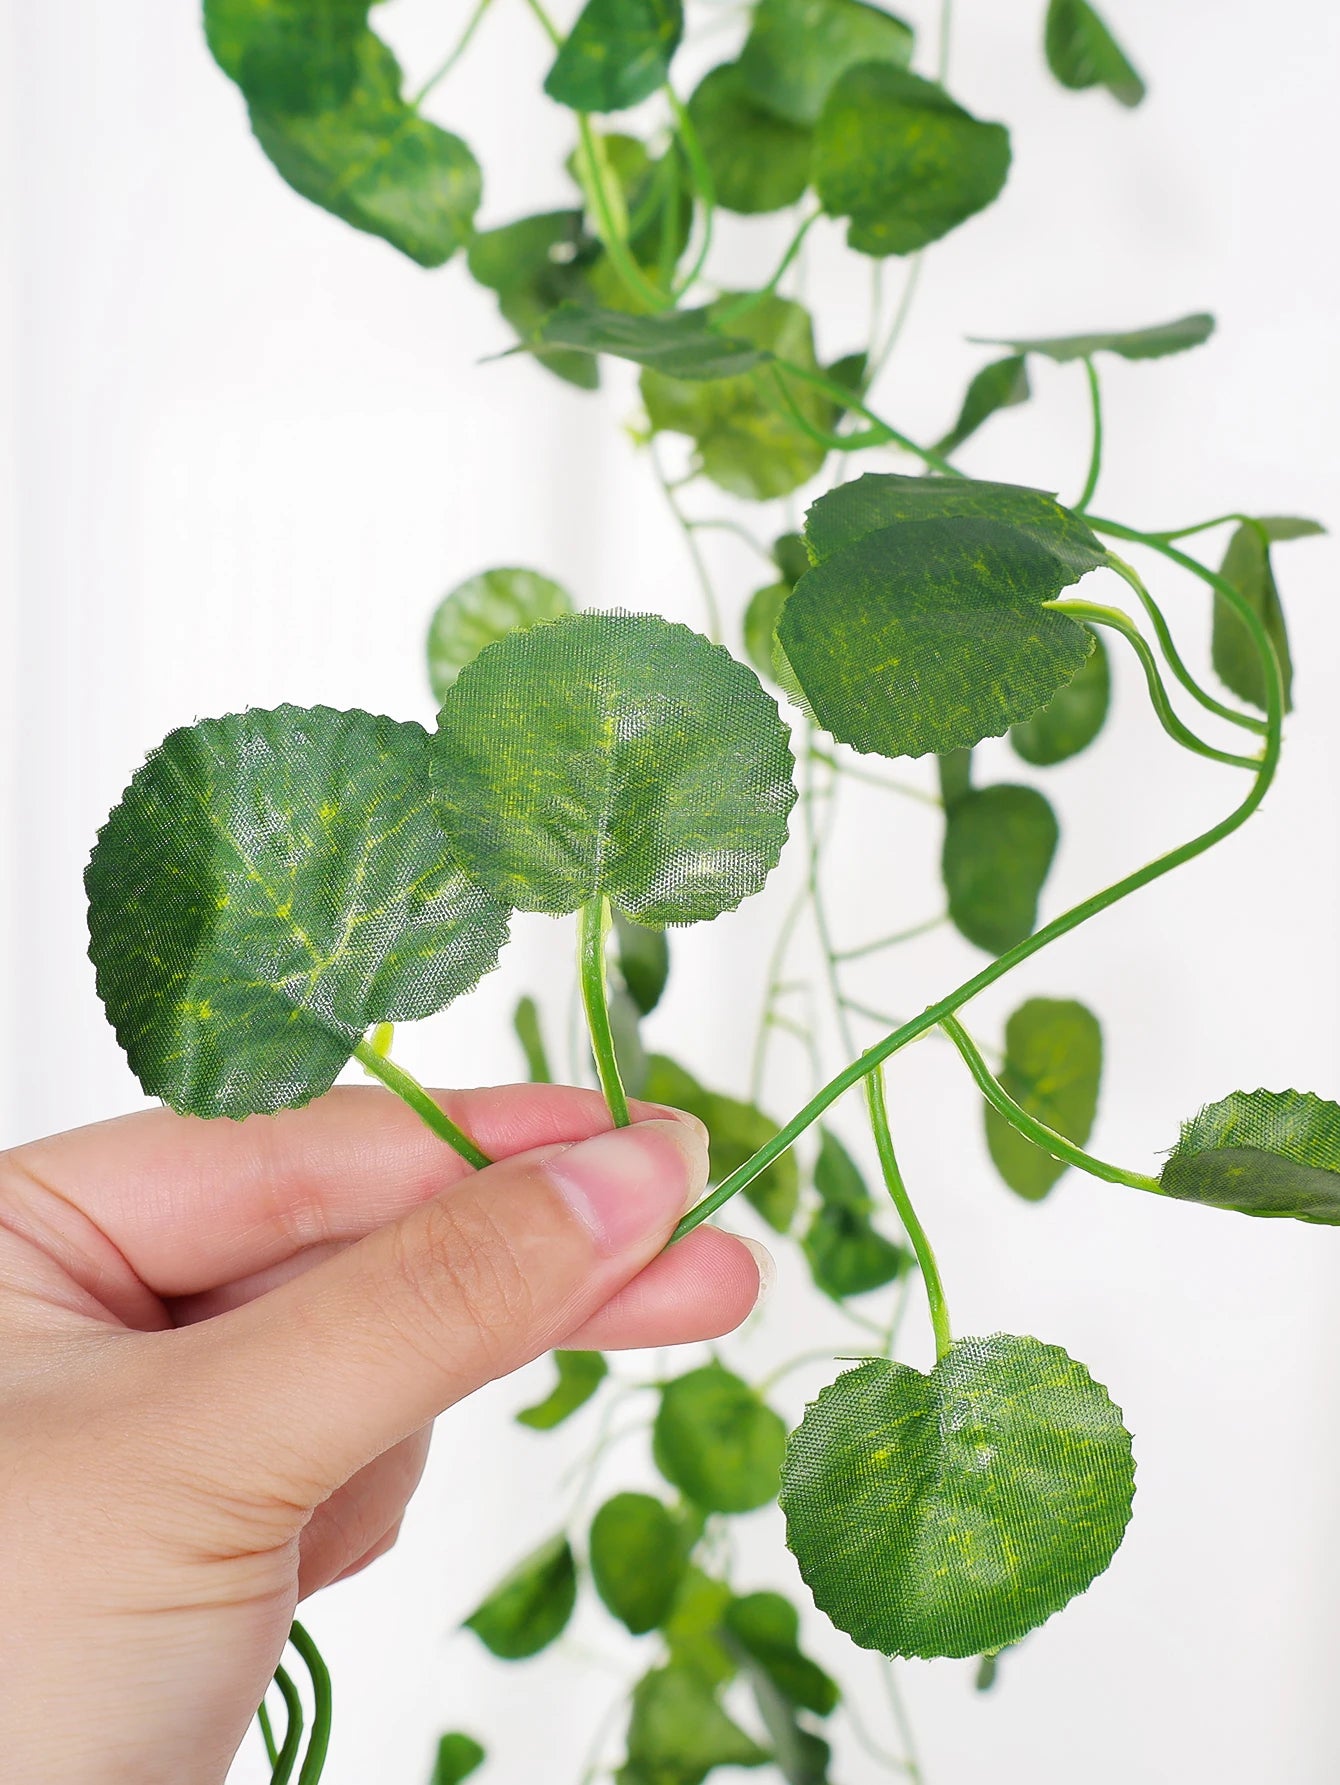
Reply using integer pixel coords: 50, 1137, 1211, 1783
205, 0, 370, 115
607, 985, 650, 1096
85, 706, 510, 1120
743, 583, 792, 682
1010, 630, 1110, 765
619, 1665, 769, 1782
985, 999, 1103, 1201
427, 568, 574, 704
544, 0, 684, 112
641, 293, 832, 501
663, 1567, 737, 1687
512, 994, 553, 1084
590, 1493, 686, 1634
934, 355, 1031, 455
1160, 1089, 1340, 1223
814, 64, 1010, 256
781, 1338, 1135, 1658
687, 63, 813, 215
802, 1128, 908, 1300
516, 1350, 607, 1429
724, 1593, 839, 1716
1044, 0, 1146, 107
431, 1732, 486, 1785
738, 0, 914, 127
773, 532, 813, 587
467, 211, 602, 389
641, 1055, 799, 1232
614, 913, 671, 1015
464, 1534, 577, 1660
783, 475, 1106, 758
977, 313, 1215, 363
567, 134, 693, 314
942, 784, 1059, 954
249, 37, 481, 267
430, 613, 796, 926
1210, 517, 1322, 713
540, 303, 770, 379
654, 1363, 787, 1513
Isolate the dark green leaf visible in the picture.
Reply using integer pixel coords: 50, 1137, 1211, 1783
250, 37, 481, 267
773, 532, 814, 586
743, 582, 792, 682
781, 1338, 1135, 1658
568, 134, 693, 313
464, 1534, 577, 1659
803, 1128, 908, 1300
1010, 630, 1110, 765
205, 0, 370, 115
976, 313, 1215, 363
724, 1593, 839, 1716
654, 1363, 787, 1513
614, 913, 671, 1015
431, 1732, 486, 1785
1044, 0, 1146, 107
687, 64, 813, 215
814, 64, 1010, 256
590, 1493, 686, 1634
942, 785, 1059, 954
934, 355, 1031, 455
85, 706, 510, 1120
427, 568, 573, 703
619, 1665, 769, 1781
467, 211, 601, 388
1160, 1089, 1340, 1223
1210, 517, 1322, 713
545, 0, 683, 113
516, 1350, 607, 1429
824, 350, 869, 395
540, 303, 769, 379
734, 1654, 831, 1785
738, 0, 914, 126
607, 985, 650, 1096
641, 1055, 799, 1232
985, 999, 1103, 1201
512, 995, 553, 1084
662, 1567, 737, 1687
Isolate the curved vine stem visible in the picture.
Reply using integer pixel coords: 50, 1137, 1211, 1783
1075, 356, 1103, 511
865, 1064, 952, 1361
353, 1039, 492, 1170
665, 87, 716, 301
575, 117, 672, 313
649, 442, 723, 640
288, 1622, 332, 1785
411, 0, 495, 107
579, 897, 631, 1128
264, 1665, 305, 1785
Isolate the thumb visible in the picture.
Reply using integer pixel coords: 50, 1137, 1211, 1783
174, 1117, 706, 1508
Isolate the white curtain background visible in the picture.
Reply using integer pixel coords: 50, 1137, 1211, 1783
3, 2, 1338, 1781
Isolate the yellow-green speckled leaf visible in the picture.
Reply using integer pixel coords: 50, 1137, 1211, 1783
1160, 1089, 1340, 1223
738, 0, 914, 127
781, 1338, 1135, 1658
687, 63, 813, 215
204, 0, 370, 115
544, 0, 683, 113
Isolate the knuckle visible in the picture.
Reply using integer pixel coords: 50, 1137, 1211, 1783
388, 1195, 538, 1378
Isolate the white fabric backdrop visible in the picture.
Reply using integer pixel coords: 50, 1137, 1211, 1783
3, 2, 1338, 1781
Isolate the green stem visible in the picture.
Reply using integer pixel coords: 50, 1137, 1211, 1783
650, 443, 722, 639
259, 1702, 278, 1768
772, 360, 962, 474
1076, 356, 1103, 511
411, 0, 495, 106
288, 1622, 332, 1785
835, 914, 947, 961
809, 747, 941, 806
665, 88, 715, 300
685, 516, 776, 567
576, 118, 671, 312
863, 255, 925, 394
1150, 512, 1252, 542
749, 875, 814, 1103
1047, 599, 1260, 770
865, 1064, 951, 1361
352, 1039, 492, 1170
715, 209, 823, 328
266, 1666, 304, 1785
939, 1015, 1161, 1194
518, 0, 562, 45
579, 898, 631, 1127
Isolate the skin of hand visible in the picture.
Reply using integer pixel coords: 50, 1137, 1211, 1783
0, 1082, 766, 1785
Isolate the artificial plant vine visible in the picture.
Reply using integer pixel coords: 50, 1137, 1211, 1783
80, 1, 1331, 1780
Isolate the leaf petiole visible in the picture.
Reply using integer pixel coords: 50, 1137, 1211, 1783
264, 1664, 304, 1784
865, 1063, 952, 1362
1075, 355, 1103, 510
578, 897, 631, 1128
351, 1039, 493, 1170
288, 1622, 332, 1785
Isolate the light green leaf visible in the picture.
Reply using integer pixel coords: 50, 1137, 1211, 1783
654, 1363, 787, 1513
781, 1338, 1135, 1658
512, 994, 553, 1084
205, 0, 370, 115
687, 63, 813, 215
430, 613, 795, 925
738, 0, 914, 126
743, 582, 792, 682
814, 64, 1010, 256
641, 293, 832, 501
1160, 1089, 1340, 1223
590, 1493, 686, 1634
1010, 630, 1110, 765
663, 1567, 737, 1687
567, 134, 693, 314
516, 1350, 607, 1429
803, 1128, 908, 1300
85, 706, 510, 1120
942, 784, 1059, 954
427, 568, 574, 703
985, 999, 1103, 1201
250, 37, 481, 267
467, 211, 601, 389
724, 1592, 839, 1716
619, 1665, 769, 1782
431, 1732, 486, 1785
1044, 0, 1146, 107
464, 1534, 577, 1660
641, 1054, 800, 1232
976, 313, 1214, 363
540, 303, 769, 379
614, 913, 671, 1015
934, 355, 1031, 455
544, 0, 683, 112
1211, 517, 1322, 713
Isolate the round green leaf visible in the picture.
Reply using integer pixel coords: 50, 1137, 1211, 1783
781, 1338, 1135, 1659
663, 1567, 737, 1687
724, 1592, 839, 1717
641, 1054, 799, 1232
1044, 0, 1146, 108
803, 1128, 908, 1299
975, 313, 1215, 363
1210, 518, 1321, 714
1160, 1089, 1340, 1223
467, 210, 601, 389
427, 568, 573, 703
85, 705, 510, 1120
1010, 630, 1110, 765
432, 1733, 486, 1785
544, 0, 683, 113
614, 912, 671, 1015
744, 581, 792, 681
738, 0, 914, 127
516, 1350, 608, 1430
773, 531, 813, 586
654, 1363, 787, 1513
986, 999, 1103, 1201
430, 612, 796, 925
621, 1665, 769, 1778
589, 1493, 685, 1634
464, 1534, 577, 1660
687, 64, 813, 215
942, 784, 1059, 954
205, 0, 370, 116
814, 64, 1010, 256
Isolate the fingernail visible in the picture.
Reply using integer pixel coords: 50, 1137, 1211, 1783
738, 1235, 776, 1306
545, 1120, 709, 1256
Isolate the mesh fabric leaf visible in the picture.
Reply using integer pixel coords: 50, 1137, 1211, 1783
1010, 630, 1110, 765
590, 1492, 686, 1634
85, 705, 510, 1119
427, 567, 574, 702
429, 612, 796, 925
942, 784, 1059, 954
975, 313, 1214, 363
654, 1363, 787, 1513
464, 1534, 577, 1659
687, 63, 813, 215
516, 1350, 608, 1429
544, 0, 684, 114
1044, 0, 1146, 108
1160, 1089, 1340, 1223
985, 998, 1103, 1200
780, 1338, 1135, 1658
738, 0, 914, 127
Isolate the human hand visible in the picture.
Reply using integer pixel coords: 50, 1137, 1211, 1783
0, 1083, 763, 1784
